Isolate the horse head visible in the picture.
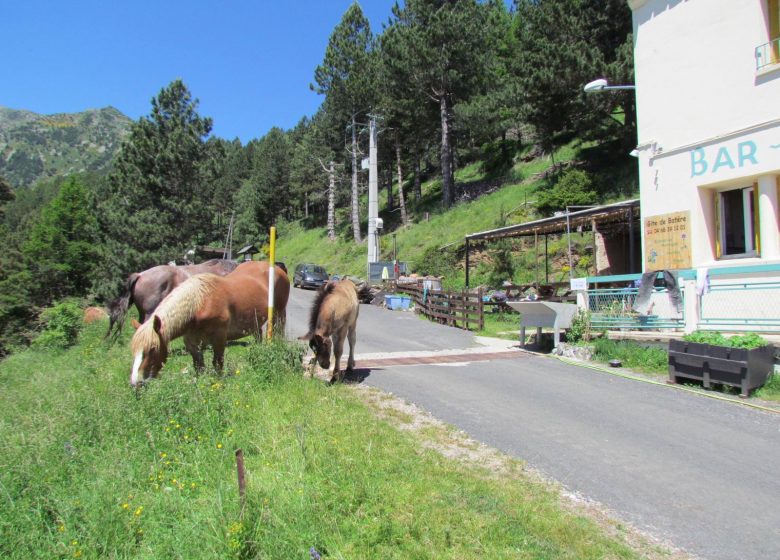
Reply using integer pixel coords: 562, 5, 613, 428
130, 315, 169, 387
299, 332, 332, 370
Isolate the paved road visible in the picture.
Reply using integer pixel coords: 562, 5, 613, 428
286, 286, 780, 560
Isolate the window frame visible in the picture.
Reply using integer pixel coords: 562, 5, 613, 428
715, 185, 760, 260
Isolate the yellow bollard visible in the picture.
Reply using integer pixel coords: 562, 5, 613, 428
267, 226, 276, 339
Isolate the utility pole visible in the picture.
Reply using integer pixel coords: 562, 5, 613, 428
367, 116, 379, 267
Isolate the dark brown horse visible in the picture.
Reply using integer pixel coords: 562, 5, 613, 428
129, 261, 289, 387
107, 259, 238, 340
299, 280, 359, 384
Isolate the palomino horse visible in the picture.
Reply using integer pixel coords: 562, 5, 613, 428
299, 280, 359, 384
129, 261, 289, 387
107, 259, 238, 340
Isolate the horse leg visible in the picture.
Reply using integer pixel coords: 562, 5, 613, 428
330, 333, 344, 383
184, 335, 205, 372
212, 336, 227, 373
346, 325, 357, 373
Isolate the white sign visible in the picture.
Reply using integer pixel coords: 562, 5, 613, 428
570, 277, 588, 291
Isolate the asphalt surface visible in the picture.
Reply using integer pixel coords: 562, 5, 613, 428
286, 286, 780, 560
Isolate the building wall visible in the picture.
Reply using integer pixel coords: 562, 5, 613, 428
630, 0, 780, 270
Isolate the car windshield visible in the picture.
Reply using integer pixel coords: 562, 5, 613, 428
307, 266, 326, 274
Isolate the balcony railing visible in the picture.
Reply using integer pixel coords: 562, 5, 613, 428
755, 38, 780, 71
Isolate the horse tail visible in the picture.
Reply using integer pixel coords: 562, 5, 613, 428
106, 273, 140, 342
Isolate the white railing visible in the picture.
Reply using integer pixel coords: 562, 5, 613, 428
755, 38, 780, 71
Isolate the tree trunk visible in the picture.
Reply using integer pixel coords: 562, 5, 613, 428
327, 161, 336, 241
386, 165, 393, 210
351, 114, 361, 243
413, 154, 422, 202
396, 133, 408, 227
304, 191, 309, 220
440, 95, 453, 208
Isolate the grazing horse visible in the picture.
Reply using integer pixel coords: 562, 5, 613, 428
299, 280, 359, 384
106, 259, 238, 340
129, 261, 289, 387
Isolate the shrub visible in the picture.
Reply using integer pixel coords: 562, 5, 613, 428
535, 169, 597, 216
245, 338, 306, 385
31, 300, 83, 350
413, 245, 458, 278
567, 308, 592, 343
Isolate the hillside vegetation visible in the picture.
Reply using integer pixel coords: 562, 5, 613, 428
276, 141, 637, 289
0, 320, 654, 559
0, 106, 131, 187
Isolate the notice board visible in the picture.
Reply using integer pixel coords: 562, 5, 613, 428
643, 211, 691, 270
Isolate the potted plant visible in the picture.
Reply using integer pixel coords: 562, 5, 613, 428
668, 331, 776, 397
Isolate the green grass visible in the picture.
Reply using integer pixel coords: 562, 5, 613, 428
0, 319, 649, 559
590, 338, 669, 375
754, 373, 780, 403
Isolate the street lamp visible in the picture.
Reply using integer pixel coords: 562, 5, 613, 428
583, 78, 636, 93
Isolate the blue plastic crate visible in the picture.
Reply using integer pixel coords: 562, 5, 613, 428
385, 295, 412, 310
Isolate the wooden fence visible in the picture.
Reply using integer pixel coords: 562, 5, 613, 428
390, 281, 484, 331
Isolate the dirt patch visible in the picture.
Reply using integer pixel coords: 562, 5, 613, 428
350, 383, 696, 560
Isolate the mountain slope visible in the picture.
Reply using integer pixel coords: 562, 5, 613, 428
0, 106, 132, 187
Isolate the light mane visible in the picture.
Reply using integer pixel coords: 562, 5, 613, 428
130, 274, 220, 354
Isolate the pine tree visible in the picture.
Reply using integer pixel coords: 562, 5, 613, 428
312, 2, 375, 243
0, 175, 14, 219
382, 0, 496, 208
22, 176, 99, 304
513, 0, 634, 154
95, 80, 213, 299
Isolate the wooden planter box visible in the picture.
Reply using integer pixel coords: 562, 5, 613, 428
668, 340, 775, 397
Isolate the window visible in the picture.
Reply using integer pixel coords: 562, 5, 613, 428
715, 186, 760, 258
771, 0, 780, 62
757, 0, 780, 69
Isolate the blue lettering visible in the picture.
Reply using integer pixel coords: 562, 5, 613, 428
711, 147, 735, 173
690, 148, 707, 177
738, 141, 758, 167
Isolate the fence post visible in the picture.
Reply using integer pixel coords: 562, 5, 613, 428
683, 280, 698, 333
478, 287, 484, 331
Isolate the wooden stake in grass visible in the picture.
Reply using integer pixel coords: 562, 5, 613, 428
235, 448, 246, 515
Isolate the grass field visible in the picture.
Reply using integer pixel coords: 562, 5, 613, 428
0, 320, 663, 559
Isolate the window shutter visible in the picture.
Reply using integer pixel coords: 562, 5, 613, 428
714, 191, 722, 259
753, 184, 761, 256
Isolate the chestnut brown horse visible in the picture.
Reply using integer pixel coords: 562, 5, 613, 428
129, 261, 289, 387
299, 280, 359, 384
107, 259, 238, 341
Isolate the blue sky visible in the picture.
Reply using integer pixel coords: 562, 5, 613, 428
2, 1, 401, 143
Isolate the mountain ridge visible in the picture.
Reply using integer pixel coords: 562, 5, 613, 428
0, 105, 132, 187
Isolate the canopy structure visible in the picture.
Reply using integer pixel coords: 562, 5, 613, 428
463, 199, 640, 288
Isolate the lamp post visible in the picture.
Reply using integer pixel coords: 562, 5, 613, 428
583, 78, 635, 92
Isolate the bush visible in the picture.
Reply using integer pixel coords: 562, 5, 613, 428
413, 245, 459, 278
245, 338, 306, 385
31, 300, 83, 350
567, 309, 592, 343
535, 169, 597, 216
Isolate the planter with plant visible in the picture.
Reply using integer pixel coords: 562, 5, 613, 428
668, 331, 776, 397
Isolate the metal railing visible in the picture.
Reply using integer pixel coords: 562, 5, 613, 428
699, 281, 780, 332
755, 38, 780, 71
588, 287, 685, 330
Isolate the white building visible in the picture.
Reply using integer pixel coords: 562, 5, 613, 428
626, 0, 780, 331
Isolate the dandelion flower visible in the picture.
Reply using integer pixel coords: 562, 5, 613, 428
217, 443, 223, 449
134, 506, 143, 517
122, 503, 129, 509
